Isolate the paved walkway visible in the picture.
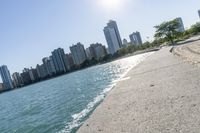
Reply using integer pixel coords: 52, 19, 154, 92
77, 46, 200, 133
173, 39, 200, 67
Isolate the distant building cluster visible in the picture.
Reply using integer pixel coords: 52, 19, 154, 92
0, 16, 189, 92
0, 20, 145, 91
104, 20, 144, 54
0, 42, 108, 91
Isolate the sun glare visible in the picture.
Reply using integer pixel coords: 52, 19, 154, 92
98, 0, 121, 10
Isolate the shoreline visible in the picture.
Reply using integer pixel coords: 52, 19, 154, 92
59, 52, 155, 133
77, 45, 200, 133
0, 47, 160, 95
75, 51, 156, 132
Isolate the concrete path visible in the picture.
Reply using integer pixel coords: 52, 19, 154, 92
173, 39, 200, 67
77, 46, 200, 133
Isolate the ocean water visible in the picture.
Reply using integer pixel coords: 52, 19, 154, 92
0, 53, 153, 133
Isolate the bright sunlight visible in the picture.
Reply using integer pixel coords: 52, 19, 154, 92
98, 0, 121, 10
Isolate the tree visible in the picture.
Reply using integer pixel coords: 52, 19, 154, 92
189, 22, 200, 35
154, 19, 180, 45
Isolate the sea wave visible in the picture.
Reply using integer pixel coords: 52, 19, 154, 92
58, 84, 115, 133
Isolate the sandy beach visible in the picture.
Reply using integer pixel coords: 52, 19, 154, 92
77, 41, 200, 133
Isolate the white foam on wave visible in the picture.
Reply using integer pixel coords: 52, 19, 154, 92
58, 84, 115, 133
58, 52, 154, 133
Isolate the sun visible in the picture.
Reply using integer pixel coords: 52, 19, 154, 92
98, 0, 121, 10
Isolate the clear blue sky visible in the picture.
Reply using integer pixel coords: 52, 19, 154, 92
0, 0, 200, 76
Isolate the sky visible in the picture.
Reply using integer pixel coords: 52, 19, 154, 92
0, 0, 200, 81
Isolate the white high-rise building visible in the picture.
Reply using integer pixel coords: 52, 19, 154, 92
0, 65, 14, 90
175, 17, 185, 32
104, 20, 122, 55
129, 31, 143, 46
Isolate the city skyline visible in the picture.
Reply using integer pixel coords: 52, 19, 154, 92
0, 0, 200, 76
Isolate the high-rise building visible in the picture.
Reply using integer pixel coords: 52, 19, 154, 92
107, 20, 123, 47
51, 48, 70, 73
36, 64, 48, 79
129, 31, 143, 46
42, 57, 51, 76
70, 42, 87, 65
89, 44, 96, 58
49, 56, 57, 74
28, 68, 39, 82
89, 43, 107, 59
85, 48, 92, 59
104, 20, 122, 55
198, 10, 200, 18
42, 57, 56, 76
122, 39, 128, 46
21, 68, 32, 85
0, 83, 4, 92
12, 72, 23, 88
175, 17, 185, 32
0, 65, 14, 90
66, 53, 75, 68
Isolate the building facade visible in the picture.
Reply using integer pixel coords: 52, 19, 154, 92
85, 48, 92, 59
66, 53, 75, 68
129, 31, 143, 46
175, 17, 185, 32
89, 43, 107, 59
51, 48, 70, 73
198, 10, 200, 18
49, 56, 57, 74
122, 39, 128, 46
0, 65, 14, 90
0, 83, 4, 92
36, 64, 48, 79
28, 68, 39, 82
21, 68, 32, 85
42, 57, 56, 76
70, 42, 87, 65
12, 72, 23, 88
104, 20, 122, 55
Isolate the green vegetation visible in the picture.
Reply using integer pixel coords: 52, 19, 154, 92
114, 20, 200, 57
116, 41, 159, 57
154, 20, 200, 45
154, 19, 180, 45
187, 22, 200, 35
